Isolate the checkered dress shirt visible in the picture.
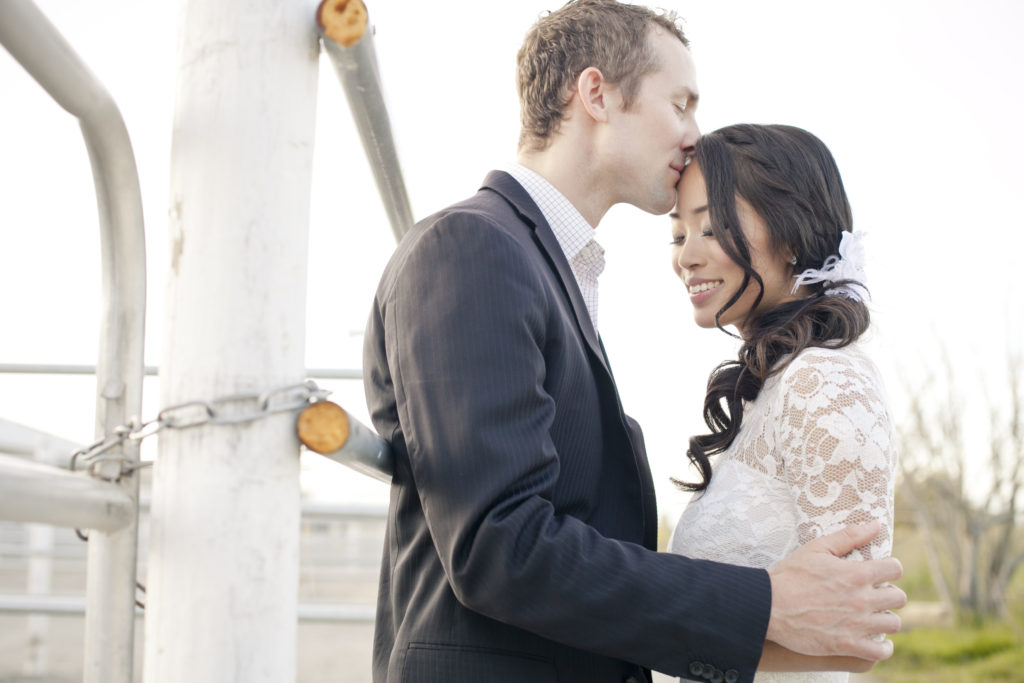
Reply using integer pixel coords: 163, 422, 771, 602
504, 163, 605, 331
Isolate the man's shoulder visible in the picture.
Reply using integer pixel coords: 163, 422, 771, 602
374, 175, 538, 287
435, 170, 533, 223
407, 171, 536, 242
411, 198, 519, 246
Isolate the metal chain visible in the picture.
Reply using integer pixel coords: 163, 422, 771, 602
70, 380, 331, 482
70, 380, 331, 603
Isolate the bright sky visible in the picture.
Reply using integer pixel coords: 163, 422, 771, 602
2, 0, 1022, 516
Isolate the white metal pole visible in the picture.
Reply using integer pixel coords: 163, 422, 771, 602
81, 97, 146, 683
25, 437, 68, 677
24, 522, 54, 676
144, 0, 320, 680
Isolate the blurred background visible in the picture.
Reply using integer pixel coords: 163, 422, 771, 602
1, 0, 1022, 681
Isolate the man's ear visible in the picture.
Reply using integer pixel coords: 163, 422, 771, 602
576, 66, 616, 123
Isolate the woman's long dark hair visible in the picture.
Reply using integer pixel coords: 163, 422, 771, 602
678, 124, 871, 492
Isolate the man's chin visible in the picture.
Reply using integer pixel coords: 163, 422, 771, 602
635, 193, 677, 216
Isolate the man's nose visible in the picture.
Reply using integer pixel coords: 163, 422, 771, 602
680, 122, 701, 158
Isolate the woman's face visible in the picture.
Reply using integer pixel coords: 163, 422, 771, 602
670, 162, 802, 337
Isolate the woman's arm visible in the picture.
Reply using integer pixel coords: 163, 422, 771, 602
759, 641, 875, 673
775, 348, 898, 560
761, 348, 899, 672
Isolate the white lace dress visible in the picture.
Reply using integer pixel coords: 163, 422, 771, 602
669, 344, 897, 683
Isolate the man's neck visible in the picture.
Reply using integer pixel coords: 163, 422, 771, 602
516, 146, 609, 228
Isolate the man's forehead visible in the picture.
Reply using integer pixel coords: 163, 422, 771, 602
647, 34, 698, 93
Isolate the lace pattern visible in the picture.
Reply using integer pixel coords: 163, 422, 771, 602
669, 344, 897, 683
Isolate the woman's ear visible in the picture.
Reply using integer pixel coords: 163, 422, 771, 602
576, 66, 616, 123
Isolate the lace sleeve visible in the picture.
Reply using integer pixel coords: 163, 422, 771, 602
774, 347, 897, 560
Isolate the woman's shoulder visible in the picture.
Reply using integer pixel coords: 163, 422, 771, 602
771, 343, 895, 446
776, 343, 885, 393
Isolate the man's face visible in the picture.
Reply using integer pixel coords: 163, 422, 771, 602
601, 29, 700, 216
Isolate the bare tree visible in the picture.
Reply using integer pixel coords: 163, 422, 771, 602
898, 346, 1024, 623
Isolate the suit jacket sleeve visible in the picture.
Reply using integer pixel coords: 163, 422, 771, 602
375, 210, 771, 679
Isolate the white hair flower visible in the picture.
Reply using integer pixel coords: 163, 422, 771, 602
791, 231, 868, 302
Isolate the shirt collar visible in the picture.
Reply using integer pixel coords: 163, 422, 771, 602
503, 163, 597, 262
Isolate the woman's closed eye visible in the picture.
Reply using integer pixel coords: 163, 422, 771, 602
669, 227, 714, 246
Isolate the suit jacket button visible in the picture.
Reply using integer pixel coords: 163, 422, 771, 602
710, 670, 724, 683
689, 662, 705, 677
624, 677, 640, 683
724, 670, 739, 683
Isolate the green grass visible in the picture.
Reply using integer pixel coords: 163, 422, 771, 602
889, 624, 1018, 662
874, 635, 1024, 682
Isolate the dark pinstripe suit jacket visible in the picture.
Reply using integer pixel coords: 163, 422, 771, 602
362, 171, 772, 683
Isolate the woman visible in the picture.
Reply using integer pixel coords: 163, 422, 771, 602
668, 124, 897, 681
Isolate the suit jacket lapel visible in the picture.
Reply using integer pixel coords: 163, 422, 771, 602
481, 171, 656, 545
479, 171, 612, 378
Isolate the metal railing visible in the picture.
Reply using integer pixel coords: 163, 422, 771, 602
0, 364, 363, 380
0, 501, 385, 621
0, 0, 406, 679
0, 499, 384, 675
0, 1, 147, 681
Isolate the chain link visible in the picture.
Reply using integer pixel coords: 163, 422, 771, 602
69, 380, 331, 600
70, 380, 331, 482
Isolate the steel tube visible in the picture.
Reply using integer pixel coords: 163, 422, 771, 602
0, 363, 159, 377
318, 0, 413, 241
0, 363, 361, 379
0, 595, 103, 617
0, 596, 375, 622
0, 455, 135, 532
0, 418, 82, 464
298, 402, 393, 482
0, 3, 146, 682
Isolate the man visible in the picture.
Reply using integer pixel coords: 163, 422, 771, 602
362, 1, 906, 681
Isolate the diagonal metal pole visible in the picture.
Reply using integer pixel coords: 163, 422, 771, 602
318, 0, 413, 242
297, 400, 393, 481
0, 3, 146, 683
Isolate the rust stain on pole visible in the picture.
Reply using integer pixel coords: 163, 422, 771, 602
297, 400, 351, 454
317, 0, 368, 48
